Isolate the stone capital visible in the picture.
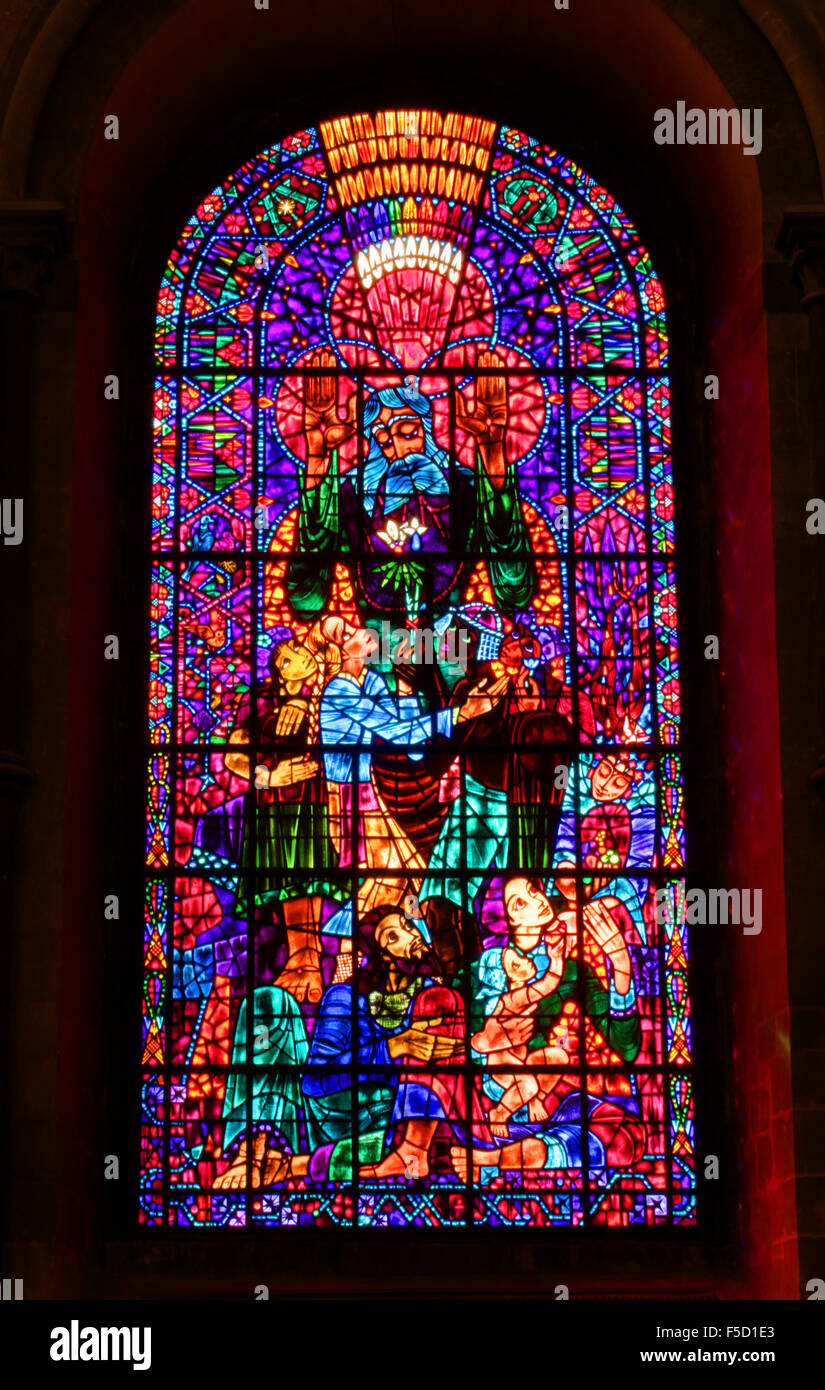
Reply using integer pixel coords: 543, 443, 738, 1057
0, 202, 68, 298
777, 205, 825, 311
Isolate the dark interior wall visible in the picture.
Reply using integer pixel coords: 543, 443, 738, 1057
1, 0, 822, 1298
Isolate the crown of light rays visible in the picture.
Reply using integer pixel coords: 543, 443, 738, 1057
356, 236, 463, 290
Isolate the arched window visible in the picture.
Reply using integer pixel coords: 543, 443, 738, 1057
143, 110, 691, 1229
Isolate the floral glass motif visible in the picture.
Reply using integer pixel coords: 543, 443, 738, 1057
143, 111, 693, 1229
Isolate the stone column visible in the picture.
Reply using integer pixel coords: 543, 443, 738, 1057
0, 202, 67, 1259
0, 203, 67, 839
778, 206, 825, 792
778, 209, 825, 478
776, 205, 825, 1291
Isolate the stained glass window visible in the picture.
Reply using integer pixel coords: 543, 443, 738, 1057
143, 110, 693, 1229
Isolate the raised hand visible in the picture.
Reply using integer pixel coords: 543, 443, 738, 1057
456, 350, 508, 436
304, 350, 338, 429
268, 756, 318, 788
583, 898, 632, 995
455, 349, 508, 486
303, 351, 356, 480
388, 1017, 463, 1063
476, 350, 508, 439
455, 673, 508, 724
583, 898, 623, 950
274, 699, 307, 739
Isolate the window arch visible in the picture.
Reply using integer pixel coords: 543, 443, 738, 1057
143, 110, 691, 1229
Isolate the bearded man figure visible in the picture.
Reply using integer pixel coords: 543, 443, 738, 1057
286, 351, 536, 627
302, 907, 493, 1180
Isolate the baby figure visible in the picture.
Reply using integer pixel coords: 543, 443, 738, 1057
486, 946, 569, 1138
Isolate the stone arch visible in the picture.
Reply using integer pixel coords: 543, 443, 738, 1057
2, 0, 823, 1297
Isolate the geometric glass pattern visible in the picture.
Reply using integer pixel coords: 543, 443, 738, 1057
143, 110, 693, 1228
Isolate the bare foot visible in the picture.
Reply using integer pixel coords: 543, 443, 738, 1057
489, 1105, 512, 1138
449, 1144, 504, 1182
274, 950, 324, 1004
213, 1133, 267, 1190
261, 1149, 291, 1186
214, 1143, 249, 1190
361, 1142, 429, 1180
500, 1136, 548, 1171
527, 1097, 550, 1123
